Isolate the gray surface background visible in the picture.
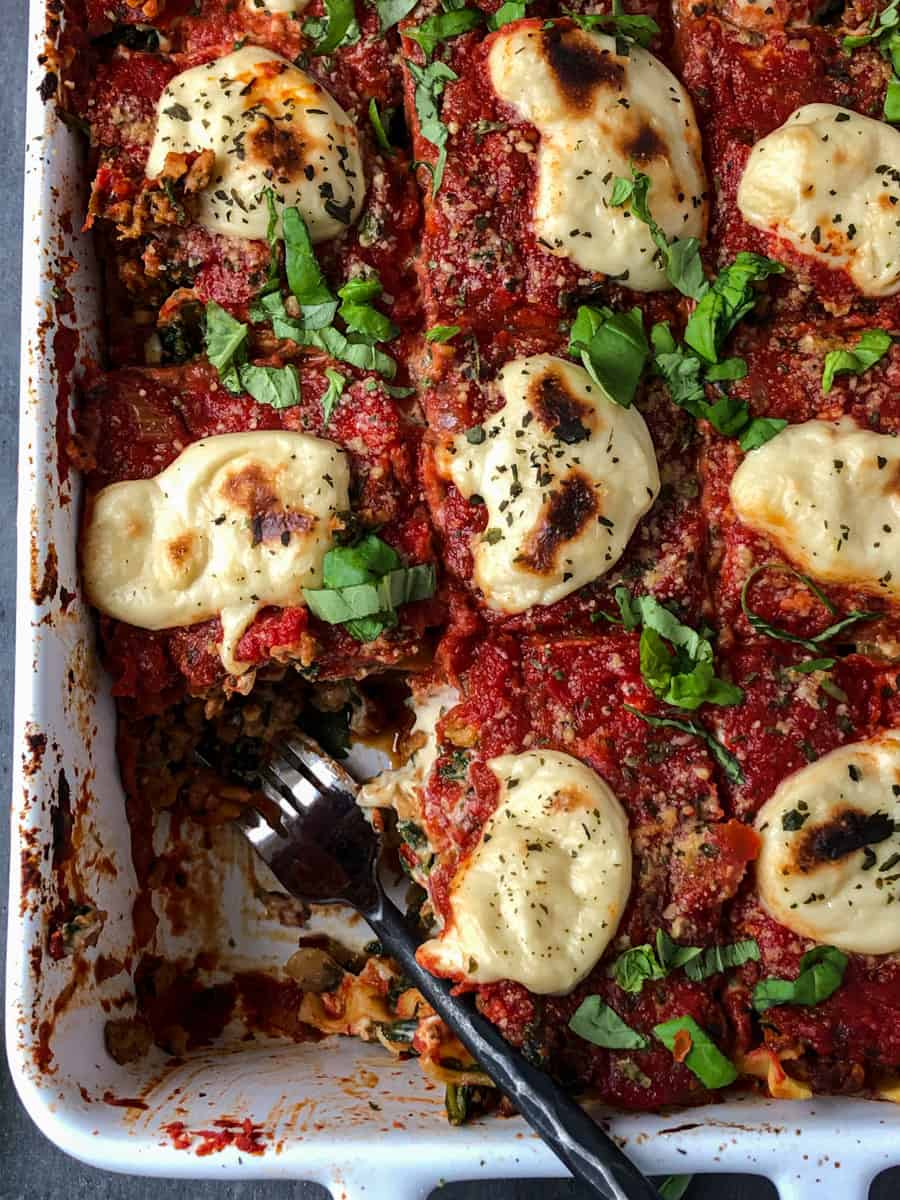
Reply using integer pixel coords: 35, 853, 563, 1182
0, 7, 897, 1200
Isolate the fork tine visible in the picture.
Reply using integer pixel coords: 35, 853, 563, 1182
281, 734, 360, 800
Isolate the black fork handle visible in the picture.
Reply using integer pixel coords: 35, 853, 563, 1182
363, 892, 661, 1200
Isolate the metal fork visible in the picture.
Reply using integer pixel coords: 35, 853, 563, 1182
234, 733, 661, 1200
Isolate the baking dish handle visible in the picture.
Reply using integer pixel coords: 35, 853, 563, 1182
774, 1166, 876, 1200
323, 1171, 436, 1200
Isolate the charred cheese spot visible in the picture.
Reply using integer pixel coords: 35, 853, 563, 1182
82, 431, 349, 676
541, 24, 625, 111
532, 370, 591, 444
486, 23, 707, 289
146, 47, 363, 243
436, 355, 659, 613
755, 733, 900, 955
730, 418, 900, 597
519, 473, 598, 574
738, 104, 900, 297
416, 750, 632, 995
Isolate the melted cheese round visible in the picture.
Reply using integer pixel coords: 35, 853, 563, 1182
437, 355, 660, 613
730, 418, 900, 597
82, 431, 349, 676
487, 23, 707, 290
738, 104, 900, 297
756, 733, 900, 954
145, 47, 363, 243
249, 0, 308, 11
417, 750, 632, 994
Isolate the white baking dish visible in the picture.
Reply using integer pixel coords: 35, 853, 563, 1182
7, 3, 900, 1197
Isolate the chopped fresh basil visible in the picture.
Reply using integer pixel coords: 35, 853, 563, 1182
261, 188, 281, 296
653, 1016, 737, 1089
623, 704, 744, 784
304, 535, 435, 642
304, 0, 357, 54
368, 98, 395, 155
321, 368, 347, 425
682, 940, 760, 983
406, 7, 483, 58
752, 945, 848, 1013
407, 58, 458, 192
205, 302, 299, 408
377, 0, 419, 30
566, 0, 660, 47
488, 0, 529, 28
282, 207, 339, 327
842, 0, 900, 122
821, 329, 892, 394
613, 931, 758, 993
684, 252, 785, 364
205, 301, 248, 390
425, 324, 461, 342
274, 315, 399, 378
609, 169, 706, 299
651, 323, 786, 451
569, 997, 649, 1049
740, 563, 878, 652
237, 363, 301, 410
338, 275, 398, 343
612, 944, 667, 993
615, 589, 742, 710
568, 305, 650, 408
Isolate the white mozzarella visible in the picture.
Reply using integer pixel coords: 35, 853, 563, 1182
357, 685, 460, 821
417, 750, 632, 994
145, 47, 363, 242
247, 0, 309, 11
487, 24, 707, 290
730, 418, 900, 597
738, 104, 900, 297
436, 355, 660, 613
755, 733, 900, 955
82, 431, 349, 677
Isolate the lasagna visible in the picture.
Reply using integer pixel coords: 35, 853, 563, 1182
58, 0, 900, 1123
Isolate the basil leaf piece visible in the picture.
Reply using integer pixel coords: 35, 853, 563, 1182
304, 0, 356, 54
321, 368, 347, 425
683, 252, 784, 364
368, 98, 395, 155
740, 563, 878, 651
569, 997, 649, 1049
618, 590, 743, 710
752, 945, 848, 1013
885, 73, 900, 121
821, 329, 892, 394
623, 704, 744, 784
304, 563, 436, 623
653, 1016, 738, 1089
237, 363, 301, 410
407, 58, 458, 193
283, 207, 337, 311
659, 1177, 693, 1200
738, 417, 788, 452
656, 930, 703, 972
842, 3, 900, 122
260, 188, 281, 296
323, 534, 401, 586
406, 7, 483, 58
488, 0, 529, 29
612, 944, 667, 993
425, 324, 461, 342
205, 301, 248, 385
682, 939, 760, 982
568, 305, 650, 408
609, 170, 706, 299
566, 5, 661, 46
338, 275, 398, 343
377, 0, 418, 31
273, 316, 399, 378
